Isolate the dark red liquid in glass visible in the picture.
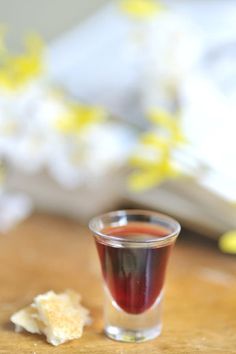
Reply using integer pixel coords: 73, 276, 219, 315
96, 223, 172, 315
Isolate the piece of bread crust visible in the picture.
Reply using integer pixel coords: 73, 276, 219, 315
11, 290, 91, 346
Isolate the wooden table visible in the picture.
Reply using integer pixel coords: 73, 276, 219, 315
0, 214, 236, 354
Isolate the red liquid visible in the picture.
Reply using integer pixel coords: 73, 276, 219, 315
96, 223, 172, 315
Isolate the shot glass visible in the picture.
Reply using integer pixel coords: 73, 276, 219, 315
89, 209, 181, 343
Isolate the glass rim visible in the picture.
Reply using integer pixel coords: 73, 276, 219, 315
89, 209, 181, 246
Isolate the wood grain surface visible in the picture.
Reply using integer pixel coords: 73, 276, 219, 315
0, 214, 236, 354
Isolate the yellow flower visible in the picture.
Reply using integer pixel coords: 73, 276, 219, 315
129, 156, 180, 191
0, 34, 43, 90
56, 103, 106, 134
128, 107, 185, 191
121, 0, 164, 18
219, 231, 236, 254
148, 108, 186, 144
128, 170, 164, 190
141, 132, 172, 151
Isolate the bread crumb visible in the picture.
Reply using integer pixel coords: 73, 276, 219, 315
11, 290, 91, 346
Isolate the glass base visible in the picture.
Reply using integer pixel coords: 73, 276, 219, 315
105, 324, 162, 343
104, 287, 163, 343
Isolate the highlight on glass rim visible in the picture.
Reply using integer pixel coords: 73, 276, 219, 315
0, 0, 235, 352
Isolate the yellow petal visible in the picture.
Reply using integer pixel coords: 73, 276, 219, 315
172, 129, 187, 145
56, 104, 106, 134
219, 231, 236, 254
164, 161, 181, 177
141, 132, 170, 149
0, 72, 12, 89
128, 170, 165, 191
129, 155, 155, 168
128, 151, 182, 190
148, 108, 186, 146
0, 34, 43, 90
148, 108, 178, 129
128, 106, 185, 191
121, 0, 164, 18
